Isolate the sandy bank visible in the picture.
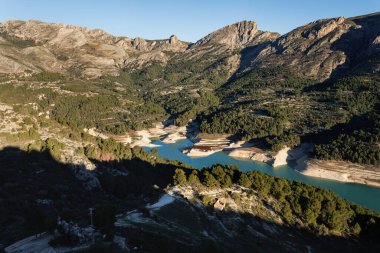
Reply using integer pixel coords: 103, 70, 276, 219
296, 158, 380, 188
228, 143, 313, 167
160, 125, 188, 143
86, 122, 197, 148
181, 134, 231, 157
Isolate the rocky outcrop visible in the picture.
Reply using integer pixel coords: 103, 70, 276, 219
169, 34, 178, 44
192, 21, 279, 48
1, 13, 379, 80
0, 19, 188, 76
241, 12, 380, 80
228, 143, 313, 167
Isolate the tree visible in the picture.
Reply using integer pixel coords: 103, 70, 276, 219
238, 173, 252, 188
202, 171, 220, 188
173, 168, 187, 185
188, 170, 200, 185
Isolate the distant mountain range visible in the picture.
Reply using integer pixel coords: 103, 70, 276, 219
0, 12, 379, 80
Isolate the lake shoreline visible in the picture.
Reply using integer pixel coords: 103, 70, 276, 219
295, 158, 380, 188
86, 122, 380, 189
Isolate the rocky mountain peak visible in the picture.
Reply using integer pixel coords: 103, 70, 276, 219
132, 37, 148, 50
241, 13, 380, 81
169, 35, 178, 44
193, 20, 267, 48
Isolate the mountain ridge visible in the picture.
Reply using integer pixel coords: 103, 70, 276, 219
0, 12, 379, 80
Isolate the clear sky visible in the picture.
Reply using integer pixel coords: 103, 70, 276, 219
1, 0, 379, 42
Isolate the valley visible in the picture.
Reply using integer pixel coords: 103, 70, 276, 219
0, 10, 380, 253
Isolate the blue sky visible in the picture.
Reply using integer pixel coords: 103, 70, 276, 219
1, 0, 379, 42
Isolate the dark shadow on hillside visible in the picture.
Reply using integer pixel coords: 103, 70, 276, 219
238, 41, 273, 70
117, 199, 379, 253
215, 40, 275, 98
327, 13, 380, 80
0, 146, 379, 252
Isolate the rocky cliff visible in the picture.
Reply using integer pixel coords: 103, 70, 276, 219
0, 20, 188, 77
240, 12, 380, 80
0, 13, 379, 80
0, 19, 277, 78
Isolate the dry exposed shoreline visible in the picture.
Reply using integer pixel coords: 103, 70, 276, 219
84, 122, 194, 148
296, 158, 380, 188
85, 122, 380, 188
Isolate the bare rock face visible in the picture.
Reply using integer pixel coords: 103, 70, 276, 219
133, 37, 148, 51
0, 20, 129, 77
0, 13, 379, 80
169, 34, 178, 44
192, 20, 279, 48
171, 21, 280, 83
367, 35, 380, 55
241, 13, 380, 80
0, 20, 188, 76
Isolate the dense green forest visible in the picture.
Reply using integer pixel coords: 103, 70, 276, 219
314, 112, 380, 165
0, 66, 379, 167
173, 165, 380, 237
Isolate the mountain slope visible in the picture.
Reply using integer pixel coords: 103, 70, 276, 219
240, 12, 380, 80
0, 20, 188, 77
0, 19, 278, 81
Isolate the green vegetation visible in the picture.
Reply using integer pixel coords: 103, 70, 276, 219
200, 105, 286, 140
29, 72, 65, 82
2, 126, 39, 142
0, 50, 378, 170
332, 76, 380, 115
164, 50, 234, 88
315, 113, 380, 165
265, 133, 301, 151
85, 138, 132, 161
28, 138, 63, 159
220, 67, 314, 98
173, 165, 380, 237
51, 95, 119, 128
173, 168, 187, 185
162, 90, 219, 126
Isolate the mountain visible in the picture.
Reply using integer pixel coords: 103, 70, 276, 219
1, 14, 379, 81
0, 12, 380, 253
0, 19, 277, 79
191, 20, 279, 48
0, 20, 188, 77
240, 12, 380, 80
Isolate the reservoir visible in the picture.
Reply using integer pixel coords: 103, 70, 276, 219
145, 139, 380, 212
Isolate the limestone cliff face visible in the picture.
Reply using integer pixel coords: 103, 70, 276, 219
0, 13, 379, 80
192, 21, 279, 48
0, 20, 188, 77
241, 13, 380, 80
171, 21, 279, 82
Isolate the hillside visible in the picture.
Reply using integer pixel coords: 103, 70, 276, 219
239, 12, 380, 80
0, 11, 380, 253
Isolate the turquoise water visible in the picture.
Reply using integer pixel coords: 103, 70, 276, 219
144, 139, 380, 212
